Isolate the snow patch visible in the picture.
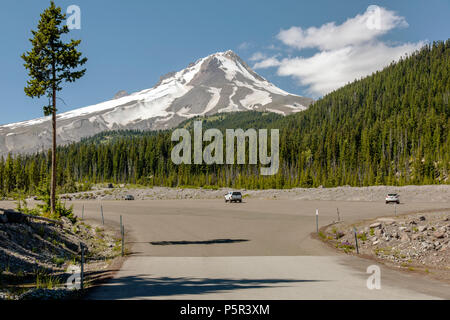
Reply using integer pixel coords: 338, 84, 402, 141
265, 108, 286, 115
219, 86, 240, 113
203, 87, 222, 114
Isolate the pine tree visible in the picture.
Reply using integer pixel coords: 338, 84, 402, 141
21, 1, 87, 214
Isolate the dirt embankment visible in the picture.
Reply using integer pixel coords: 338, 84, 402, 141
319, 210, 450, 282
61, 184, 450, 202
0, 209, 122, 300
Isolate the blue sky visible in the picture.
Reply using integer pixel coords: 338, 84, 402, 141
0, 0, 449, 125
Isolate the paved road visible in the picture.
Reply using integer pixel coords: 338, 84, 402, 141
70, 199, 450, 300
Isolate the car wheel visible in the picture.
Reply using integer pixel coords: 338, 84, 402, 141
396, 201, 400, 204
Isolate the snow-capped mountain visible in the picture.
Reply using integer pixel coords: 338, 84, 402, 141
0, 50, 312, 156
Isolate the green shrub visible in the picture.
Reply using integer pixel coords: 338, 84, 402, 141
357, 232, 367, 241
52, 257, 65, 267
338, 241, 355, 253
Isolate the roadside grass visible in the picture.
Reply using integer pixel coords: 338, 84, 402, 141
374, 246, 392, 256
201, 185, 220, 190
336, 241, 355, 253
178, 185, 200, 190
318, 231, 326, 240
120, 183, 149, 190
35, 270, 62, 289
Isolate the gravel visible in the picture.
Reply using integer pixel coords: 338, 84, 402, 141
61, 184, 450, 202
322, 211, 450, 281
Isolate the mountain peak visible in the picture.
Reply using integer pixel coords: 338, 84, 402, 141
0, 51, 313, 156
113, 90, 129, 99
209, 49, 236, 57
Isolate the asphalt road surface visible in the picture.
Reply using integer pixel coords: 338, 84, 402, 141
70, 199, 450, 300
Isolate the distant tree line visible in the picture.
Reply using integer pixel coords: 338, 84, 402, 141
0, 40, 448, 195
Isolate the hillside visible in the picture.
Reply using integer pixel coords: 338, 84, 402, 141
0, 40, 448, 194
274, 40, 449, 186
77, 111, 283, 146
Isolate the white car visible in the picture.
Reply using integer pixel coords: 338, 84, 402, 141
385, 193, 400, 204
225, 191, 242, 203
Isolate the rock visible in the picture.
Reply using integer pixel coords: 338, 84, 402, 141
418, 225, 427, 232
372, 240, 380, 245
0, 230, 9, 239
433, 231, 445, 239
419, 216, 426, 221
19, 288, 71, 300
335, 231, 345, 239
61, 217, 72, 226
421, 242, 430, 249
399, 227, 407, 231
400, 234, 410, 242
409, 220, 417, 225
4, 210, 25, 223
0, 214, 8, 223
375, 229, 383, 237
378, 218, 395, 224
370, 222, 382, 229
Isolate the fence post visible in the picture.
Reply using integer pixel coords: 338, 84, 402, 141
81, 204, 84, 220
101, 205, 104, 225
121, 225, 125, 257
315, 209, 319, 233
120, 215, 124, 256
337, 208, 340, 222
353, 227, 359, 254
80, 243, 85, 290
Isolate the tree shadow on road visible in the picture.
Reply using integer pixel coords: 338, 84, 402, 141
149, 239, 249, 246
87, 275, 327, 299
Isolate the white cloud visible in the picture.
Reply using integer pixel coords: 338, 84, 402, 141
277, 5, 408, 51
276, 42, 423, 95
249, 52, 267, 61
238, 42, 252, 50
252, 5, 423, 96
253, 56, 281, 69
